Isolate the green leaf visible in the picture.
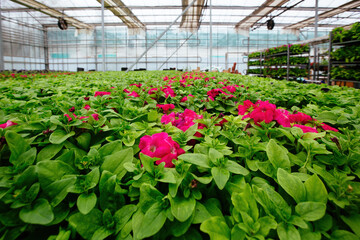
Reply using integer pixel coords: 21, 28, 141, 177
19, 198, 54, 225
170, 194, 196, 222
304, 174, 328, 203
232, 184, 259, 221
114, 205, 137, 234
299, 228, 321, 240
295, 201, 326, 221
85, 167, 100, 190
341, 214, 360, 237
44, 176, 76, 207
91, 227, 113, 240
191, 173, 213, 184
69, 209, 103, 239
98, 140, 123, 157
277, 222, 300, 240
171, 212, 195, 237
211, 167, 230, 190
5, 131, 30, 164
157, 169, 176, 184
266, 139, 290, 171
193, 202, 212, 224
139, 183, 164, 212
37, 144, 63, 162
277, 168, 306, 203
49, 130, 75, 144
137, 202, 167, 239
224, 160, 249, 176
257, 216, 277, 236
331, 230, 359, 240
76, 132, 91, 150
99, 174, 125, 212
317, 111, 338, 124
178, 153, 210, 168
200, 216, 231, 240
37, 160, 75, 188
101, 148, 133, 180
77, 192, 97, 215
139, 153, 156, 174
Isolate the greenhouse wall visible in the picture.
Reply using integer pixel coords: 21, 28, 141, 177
2, 17, 45, 71
2, 14, 330, 73
46, 26, 329, 73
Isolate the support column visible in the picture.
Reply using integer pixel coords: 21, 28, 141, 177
43, 28, 49, 71
313, 0, 319, 81
0, 6, 4, 71
101, 0, 105, 72
209, 0, 212, 71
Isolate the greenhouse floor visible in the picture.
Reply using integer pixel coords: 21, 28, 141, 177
0, 71, 359, 239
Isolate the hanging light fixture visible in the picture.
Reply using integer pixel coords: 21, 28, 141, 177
58, 18, 68, 30
267, 19, 275, 30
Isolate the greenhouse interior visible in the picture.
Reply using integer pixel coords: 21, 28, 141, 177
1, 0, 360, 240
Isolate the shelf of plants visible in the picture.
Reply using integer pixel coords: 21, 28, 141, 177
247, 44, 310, 81
1, 70, 360, 240
328, 22, 360, 89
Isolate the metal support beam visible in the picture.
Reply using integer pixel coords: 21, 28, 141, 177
313, 0, 318, 81
101, 0, 105, 72
96, 0, 145, 31
283, 0, 360, 30
209, 0, 212, 71
157, 33, 194, 70
43, 28, 49, 70
10, 0, 93, 29
0, 6, 4, 71
126, 0, 197, 72
5, 5, 359, 12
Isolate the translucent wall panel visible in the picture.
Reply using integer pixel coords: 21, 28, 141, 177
45, 25, 330, 73
2, 17, 45, 70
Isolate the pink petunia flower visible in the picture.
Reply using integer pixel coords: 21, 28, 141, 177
94, 91, 111, 97
84, 105, 91, 110
293, 124, 318, 133
157, 104, 175, 113
0, 120, 17, 129
139, 132, 185, 168
162, 87, 176, 97
321, 123, 338, 132
128, 91, 140, 97
91, 113, 99, 121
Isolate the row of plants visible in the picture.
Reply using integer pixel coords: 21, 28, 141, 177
264, 44, 309, 57
263, 68, 308, 78
247, 68, 262, 74
331, 66, 360, 81
0, 71, 360, 240
248, 44, 309, 59
248, 52, 261, 59
247, 60, 262, 66
332, 22, 360, 43
264, 56, 309, 66
331, 45, 360, 63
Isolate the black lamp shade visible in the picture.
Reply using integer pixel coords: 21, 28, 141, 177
267, 19, 275, 30
58, 18, 68, 30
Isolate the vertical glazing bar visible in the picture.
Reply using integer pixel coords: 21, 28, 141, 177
327, 33, 332, 85
209, 0, 212, 71
287, 44, 290, 81
94, 29, 98, 71
101, 0, 105, 72
44, 28, 49, 70
0, 5, 5, 71
313, 0, 318, 81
